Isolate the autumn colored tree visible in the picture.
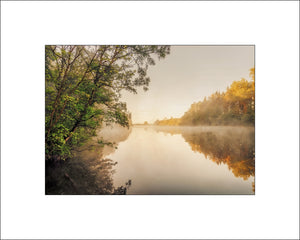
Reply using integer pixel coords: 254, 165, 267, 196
179, 68, 255, 126
154, 117, 181, 126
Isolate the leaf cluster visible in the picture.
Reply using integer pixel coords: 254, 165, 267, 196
46, 45, 170, 160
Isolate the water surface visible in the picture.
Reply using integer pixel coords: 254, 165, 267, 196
105, 126, 255, 195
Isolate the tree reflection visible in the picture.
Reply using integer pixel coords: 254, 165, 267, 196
154, 126, 255, 190
45, 156, 120, 194
46, 126, 132, 195
182, 129, 254, 180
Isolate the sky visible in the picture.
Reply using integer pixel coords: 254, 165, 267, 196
121, 46, 254, 124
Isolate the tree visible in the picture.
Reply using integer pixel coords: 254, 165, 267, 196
46, 45, 170, 160
154, 117, 181, 126
225, 78, 254, 115
180, 68, 255, 126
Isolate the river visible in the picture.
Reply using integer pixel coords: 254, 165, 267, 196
103, 125, 255, 195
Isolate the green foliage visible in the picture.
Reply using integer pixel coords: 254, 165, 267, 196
46, 45, 170, 160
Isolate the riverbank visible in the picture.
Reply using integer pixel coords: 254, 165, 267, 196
45, 125, 132, 195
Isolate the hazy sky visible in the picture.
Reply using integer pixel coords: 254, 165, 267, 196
121, 46, 254, 124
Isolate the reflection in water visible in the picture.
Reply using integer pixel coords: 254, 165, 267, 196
46, 125, 132, 195
154, 126, 255, 181
107, 126, 255, 195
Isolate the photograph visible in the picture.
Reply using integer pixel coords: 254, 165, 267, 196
45, 45, 255, 195
2, 1, 299, 239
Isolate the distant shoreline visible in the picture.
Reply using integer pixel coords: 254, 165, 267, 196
132, 124, 254, 127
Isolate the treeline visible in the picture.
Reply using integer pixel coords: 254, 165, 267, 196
154, 117, 181, 126
155, 68, 255, 126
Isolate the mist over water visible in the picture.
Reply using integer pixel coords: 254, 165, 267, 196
105, 126, 255, 195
